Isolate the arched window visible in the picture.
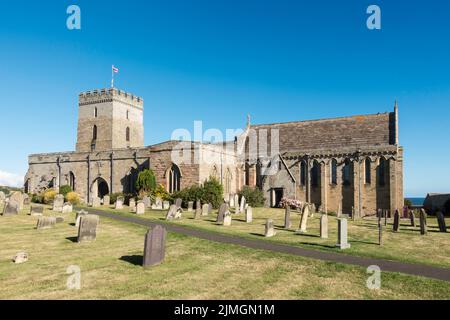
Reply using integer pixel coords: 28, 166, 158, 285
342, 159, 351, 186
69, 171, 76, 191
379, 158, 386, 186
224, 168, 232, 194
167, 164, 181, 193
300, 161, 306, 186
330, 159, 338, 185
311, 161, 319, 187
126, 127, 130, 142
94, 107, 98, 118
365, 158, 371, 184
92, 125, 97, 141
126, 110, 129, 120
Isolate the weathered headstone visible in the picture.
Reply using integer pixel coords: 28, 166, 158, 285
217, 203, 228, 224
320, 214, 328, 239
436, 211, 447, 233
296, 204, 310, 233
393, 209, 400, 232
142, 196, 151, 208
165, 205, 179, 220
419, 209, 427, 235
195, 200, 201, 219
36, 216, 56, 230
53, 194, 64, 212
229, 194, 235, 207
175, 198, 182, 209
91, 197, 101, 208
384, 209, 388, 226
77, 215, 99, 242
336, 218, 351, 249
235, 201, 240, 214
223, 213, 232, 226
103, 195, 110, 206
234, 194, 239, 209
284, 206, 291, 229
115, 197, 124, 209
264, 219, 276, 237
136, 201, 145, 215
3, 201, 19, 216
409, 210, 416, 227
129, 198, 136, 212
9, 192, 24, 210
62, 202, 73, 214
152, 197, 163, 210
75, 209, 88, 227
143, 225, 166, 267
13, 252, 28, 264
163, 201, 170, 210
30, 205, 44, 216
239, 196, 246, 213
187, 201, 194, 212
245, 206, 253, 223
202, 204, 209, 216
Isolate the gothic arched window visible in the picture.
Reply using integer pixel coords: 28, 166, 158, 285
69, 171, 76, 191
92, 125, 97, 141
167, 164, 181, 193
126, 127, 130, 142
342, 159, 351, 186
365, 158, 371, 184
379, 158, 386, 186
311, 161, 319, 187
330, 159, 338, 185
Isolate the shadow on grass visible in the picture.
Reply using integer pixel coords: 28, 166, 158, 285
69, 223, 76, 226
249, 232, 265, 237
120, 255, 143, 266
298, 242, 336, 249
66, 236, 78, 243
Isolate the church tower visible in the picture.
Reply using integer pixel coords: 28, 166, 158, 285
76, 88, 144, 152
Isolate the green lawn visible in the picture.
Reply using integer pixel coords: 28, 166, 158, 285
1, 204, 449, 299
93, 204, 450, 269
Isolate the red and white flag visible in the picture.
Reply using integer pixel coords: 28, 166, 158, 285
112, 65, 119, 73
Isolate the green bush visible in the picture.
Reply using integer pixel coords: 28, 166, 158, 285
59, 185, 72, 197
200, 177, 223, 209
135, 169, 157, 194
238, 186, 265, 207
31, 193, 44, 204
110, 192, 136, 205
172, 185, 203, 208
404, 199, 412, 208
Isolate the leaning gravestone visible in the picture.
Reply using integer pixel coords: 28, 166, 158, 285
78, 215, 99, 242
240, 196, 246, 214
223, 213, 232, 226
75, 210, 89, 227
264, 219, 276, 237
202, 204, 209, 216
136, 201, 145, 215
195, 200, 201, 219
53, 194, 64, 212
152, 197, 163, 210
36, 216, 56, 230
409, 210, 416, 227
142, 196, 151, 208
436, 211, 447, 233
91, 197, 101, 208
419, 209, 427, 235
320, 214, 328, 239
165, 205, 180, 221
143, 225, 166, 267
103, 195, 110, 206
245, 206, 253, 223
30, 205, 44, 216
284, 206, 291, 229
187, 201, 194, 212
217, 203, 228, 224
336, 218, 351, 249
393, 209, 400, 232
163, 201, 170, 210
115, 197, 124, 209
175, 198, 182, 209
296, 204, 310, 233
62, 202, 73, 214
3, 201, 19, 216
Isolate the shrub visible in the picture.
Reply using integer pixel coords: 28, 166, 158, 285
152, 184, 171, 201
404, 199, 413, 208
172, 185, 203, 207
135, 169, 157, 194
31, 193, 44, 204
238, 186, 265, 207
66, 192, 80, 205
200, 177, 223, 209
59, 185, 72, 197
43, 189, 57, 204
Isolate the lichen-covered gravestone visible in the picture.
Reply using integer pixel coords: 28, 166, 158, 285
9, 192, 24, 210
53, 194, 64, 212
229, 194, 235, 207
223, 213, 232, 226
217, 203, 228, 224
409, 210, 416, 227
195, 200, 201, 219
163, 201, 170, 210
3, 201, 19, 216
264, 219, 276, 237
36, 216, 56, 230
175, 198, 182, 209
165, 205, 178, 221
320, 214, 328, 239
77, 215, 99, 242
30, 205, 44, 216
336, 218, 351, 249
284, 206, 291, 229
152, 197, 163, 210
245, 206, 253, 223
143, 225, 167, 267
419, 209, 427, 235
436, 211, 447, 233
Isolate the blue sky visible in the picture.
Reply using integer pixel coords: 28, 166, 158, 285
0, 0, 449, 196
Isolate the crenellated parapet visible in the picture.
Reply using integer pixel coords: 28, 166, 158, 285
78, 88, 144, 108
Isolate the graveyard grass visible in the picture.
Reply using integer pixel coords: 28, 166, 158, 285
96, 205, 450, 269
0, 205, 450, 299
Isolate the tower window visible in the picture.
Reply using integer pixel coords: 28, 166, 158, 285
94, 107, 98, 118
126, 110, 130, 120
342, 159, 351, 186
300, 161, 306, 186
92, 125, 97, 141
126, 127, 130, 142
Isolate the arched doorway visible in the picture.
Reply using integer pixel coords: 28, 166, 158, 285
92, 177, 109, 199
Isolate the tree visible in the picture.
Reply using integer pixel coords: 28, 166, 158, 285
135, 169, 157, 194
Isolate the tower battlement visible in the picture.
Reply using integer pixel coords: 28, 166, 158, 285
79, 88, 144, 108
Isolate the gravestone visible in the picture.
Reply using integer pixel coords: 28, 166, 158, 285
235, 202, 240, 214
103, 195, 110, 206
152, 197, 163, 210
239, 196, 246, 213
53, 194, 64, 212
13, 252, 28, 264
409, 210, 416, 227
91, 197, 101, 208
336, 218, 351, 249
223, 213, 232, 226
115, 197, 124, 209
310, 203, 316, 217
436, 211, 447, 233
75, 210, 88, 227
77, 215, 99, 242
165, 205, 180, 221
419, 209, 427, 235
264, 219, 276, 237
296, 204, 310, 233
234, 194, 239, 209
378, 220, 383, 246
136, 201, 145, 215
284, 206, 291, 229
62, 202, 73, 214
129, 199, 136, 212
56, 216, 64, 224
3, 201, 19, 216
393, 209, 400, 232
229, 194, 235, 207
202, 204, 209, 216
143, 225, 166, 267
384, 209, 388, 226
36, 216, 56, 230
9, 192, 24, 210
175, 198, 182, 209
337, 203, 342, 218
217, 203, 228, 224
195, 200, 202, 219
163, 201, 170, 210
30, 205, 44, 216
188, 201, 194, 212
245, 206, 253, 223
142, 196, 151, 208
208, 203, 213, 214
320, 214, 328, 239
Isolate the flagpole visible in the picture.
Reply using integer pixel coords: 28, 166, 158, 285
111, 65, 114, 88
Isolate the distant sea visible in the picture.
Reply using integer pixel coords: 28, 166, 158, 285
405, 198, 425, 206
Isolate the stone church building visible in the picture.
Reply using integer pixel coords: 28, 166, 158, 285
25, 87, 404, 216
